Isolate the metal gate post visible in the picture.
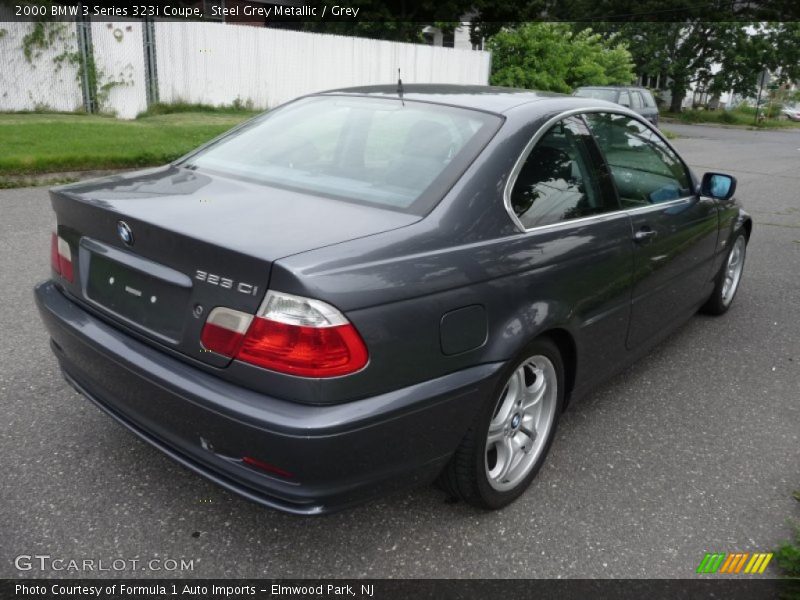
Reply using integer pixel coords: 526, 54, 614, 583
75, 8, 97, 113
142, 17, 159, 107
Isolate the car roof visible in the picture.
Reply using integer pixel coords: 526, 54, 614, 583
576, 85, 650, 91
317, 84, 615, 115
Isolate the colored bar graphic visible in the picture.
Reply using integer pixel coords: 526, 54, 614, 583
710, 553, 726, 573
698, 552, 772, 575
697, 553, 712, 573
719, 554, 736, 573
744, 554, 760, 573
697, 553, 727, 573
720, 553, 745, 573
733, 553, 749, 573
758, 554, 772, 573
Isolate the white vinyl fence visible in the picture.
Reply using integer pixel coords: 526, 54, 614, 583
0, 17, 491, 119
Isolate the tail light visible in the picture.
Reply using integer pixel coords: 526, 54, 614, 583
51, 232, 74, 282
200, 291, 368, 378
200, 307, 253, 357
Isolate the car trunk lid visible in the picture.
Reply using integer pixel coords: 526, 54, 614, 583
50, 165, 419, 366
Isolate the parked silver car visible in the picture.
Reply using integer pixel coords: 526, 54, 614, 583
781, 104, 800, 121
574, 86, 659, 126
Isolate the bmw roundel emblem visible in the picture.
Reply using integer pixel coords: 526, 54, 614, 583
117, 220, 134, 246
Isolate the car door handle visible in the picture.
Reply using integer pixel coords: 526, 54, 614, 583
633, 228, 657, 243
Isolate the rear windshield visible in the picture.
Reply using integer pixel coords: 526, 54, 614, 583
182, 96, 501, 214
574, 88, 618, 102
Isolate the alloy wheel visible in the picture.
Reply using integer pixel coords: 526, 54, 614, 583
721, 235, 746, 306
485, 355, 558, 492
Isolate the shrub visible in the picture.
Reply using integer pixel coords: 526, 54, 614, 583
488, 23, 634, 93
678, 111, 703, 123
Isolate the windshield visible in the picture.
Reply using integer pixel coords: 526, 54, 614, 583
574, 88, 618, 102
183, 96, 501, 214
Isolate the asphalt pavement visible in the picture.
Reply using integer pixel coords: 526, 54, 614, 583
1, 123, 798, 579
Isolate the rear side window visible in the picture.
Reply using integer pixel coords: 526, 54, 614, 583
585, 113, 692, 207
641, 91, 657, 108
510, 116, 618, 229
183, 96, 500, 214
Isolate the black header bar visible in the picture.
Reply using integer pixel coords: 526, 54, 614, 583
2, 578, 796, 600
1, 0, 799, 23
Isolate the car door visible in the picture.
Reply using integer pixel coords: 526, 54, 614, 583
506, 115, 634, 389
584, 112, 718, 349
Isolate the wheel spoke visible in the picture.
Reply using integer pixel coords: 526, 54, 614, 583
493, 436, 515, 482
520, 415, 536, 439
504, 433, 528, 475
495, 371, 522, 424
732, 246, 741, 265
486, 421, 505, 446
513, 429, 532, 453
522, 369, 546, 411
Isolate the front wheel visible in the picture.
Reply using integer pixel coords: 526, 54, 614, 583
701, 231, 747, 315
440, 338, 564, 509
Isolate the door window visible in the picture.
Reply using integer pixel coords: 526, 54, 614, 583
584, 113, 692, 207
618, 91, 631, 108
509, 116, 617, 229
630, 92, 643, 109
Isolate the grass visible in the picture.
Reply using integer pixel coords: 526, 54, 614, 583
775, 490, 800, 580
0, 109, 259, 179
664, 107, 800, 129
136, 100, 257, 118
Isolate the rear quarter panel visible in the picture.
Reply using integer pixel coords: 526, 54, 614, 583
271, 100, 636, 404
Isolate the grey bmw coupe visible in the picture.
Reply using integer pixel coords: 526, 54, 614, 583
35, 85, 751, 514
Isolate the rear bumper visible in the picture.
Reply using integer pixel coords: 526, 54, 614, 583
34, 280, 502, 514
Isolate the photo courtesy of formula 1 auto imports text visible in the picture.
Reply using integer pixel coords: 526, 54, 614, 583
1, 0, 799, 599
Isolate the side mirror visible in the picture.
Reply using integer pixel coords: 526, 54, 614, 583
700, 172, 737, 201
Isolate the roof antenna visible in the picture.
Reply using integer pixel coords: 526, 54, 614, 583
396, 68, 405, 106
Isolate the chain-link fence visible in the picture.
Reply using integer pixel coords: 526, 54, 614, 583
0, 13, 85, 112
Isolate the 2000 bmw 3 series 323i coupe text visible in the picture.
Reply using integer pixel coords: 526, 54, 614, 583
35, 85, 752, 514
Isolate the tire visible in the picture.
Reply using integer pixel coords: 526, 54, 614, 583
440, 337, 564, 509
701, 231, 747, 316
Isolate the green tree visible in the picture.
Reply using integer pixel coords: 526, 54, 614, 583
588, 20, 800, 112
710, 23, 800, 98
487, 23, 634, 93
589, 22, 736, 112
